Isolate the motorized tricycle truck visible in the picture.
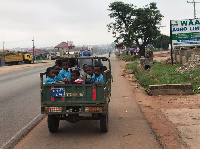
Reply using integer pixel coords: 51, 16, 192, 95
40, 57, 111, 133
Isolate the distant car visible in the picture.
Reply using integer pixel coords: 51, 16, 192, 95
51, 53, 57, 60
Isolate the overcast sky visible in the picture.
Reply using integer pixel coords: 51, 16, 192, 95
0, 0, 198, 49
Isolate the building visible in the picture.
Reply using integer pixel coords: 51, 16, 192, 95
27, 49, 49, 55
54, 41, 75, 57
27, 49, 49, 59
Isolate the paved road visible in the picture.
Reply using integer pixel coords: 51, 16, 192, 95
14, 54, 161, 149
0, 65, 52, 149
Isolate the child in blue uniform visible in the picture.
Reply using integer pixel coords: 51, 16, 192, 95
91, 65, 104, 85
53, 66, 63, 82
45, 67, 56, 84
59, 61, 71, 82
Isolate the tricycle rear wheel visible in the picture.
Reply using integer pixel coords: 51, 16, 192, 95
100, 114, 108, 132
48, 115, 60, 133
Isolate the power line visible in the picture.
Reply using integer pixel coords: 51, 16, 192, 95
187, 0, 200, 19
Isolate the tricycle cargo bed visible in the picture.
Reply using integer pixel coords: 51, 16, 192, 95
40, 57, 111, 115
42, 84, 106, 104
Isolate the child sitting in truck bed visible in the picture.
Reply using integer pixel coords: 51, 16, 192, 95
64, 70, 84, 84
91, 65, 104, 85
59, 60, 71, 83
85, 65, 93, 84
80, 64, 88, 82
53, 65, 63, 82
55, 59, 62, 70
45, 67, 56, 84
69, 58, 78, 71
71, 70, 84, 84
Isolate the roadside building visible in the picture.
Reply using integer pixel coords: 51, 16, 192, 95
54, 42, 75, 57
27, 49, 49, 59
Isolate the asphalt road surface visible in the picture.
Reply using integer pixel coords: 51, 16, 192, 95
0, 65, 52, 149
13, 54, 161, 149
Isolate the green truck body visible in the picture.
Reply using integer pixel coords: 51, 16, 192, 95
40, 57, 112, 133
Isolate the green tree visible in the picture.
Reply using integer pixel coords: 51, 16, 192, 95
152, 34, 170, 50
107, 1, 163, 56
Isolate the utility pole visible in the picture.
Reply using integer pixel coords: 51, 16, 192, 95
32, 38, 35, 64
67, 41, 69, 58
3, 41, 5, 58
187, 0, 200, 19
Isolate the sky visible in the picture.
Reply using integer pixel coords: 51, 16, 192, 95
0, 0, 199, 49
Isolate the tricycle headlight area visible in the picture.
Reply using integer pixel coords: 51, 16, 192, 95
45, 107, 63, 112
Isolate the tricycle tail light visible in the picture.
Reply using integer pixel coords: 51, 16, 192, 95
85, 107, 103, 112
45, 107, 63, 112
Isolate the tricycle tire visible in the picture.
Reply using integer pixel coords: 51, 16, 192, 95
100, 114, 108, 132
48, 115, 60, 133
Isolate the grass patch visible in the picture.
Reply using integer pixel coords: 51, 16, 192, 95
126, 61, 200, 93
151, 62, 183, 84
135, 72, 157, 90
125, 62, 138, 70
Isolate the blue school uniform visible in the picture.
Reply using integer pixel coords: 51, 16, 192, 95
59, 68, 71, 81
45, 76, 56, 84
54, 73, 63, 82
91, 73, 104, 84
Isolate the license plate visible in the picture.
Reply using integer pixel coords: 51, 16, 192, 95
51, 88, 65, 97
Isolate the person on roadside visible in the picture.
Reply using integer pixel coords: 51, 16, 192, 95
109, 52, 111, 57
